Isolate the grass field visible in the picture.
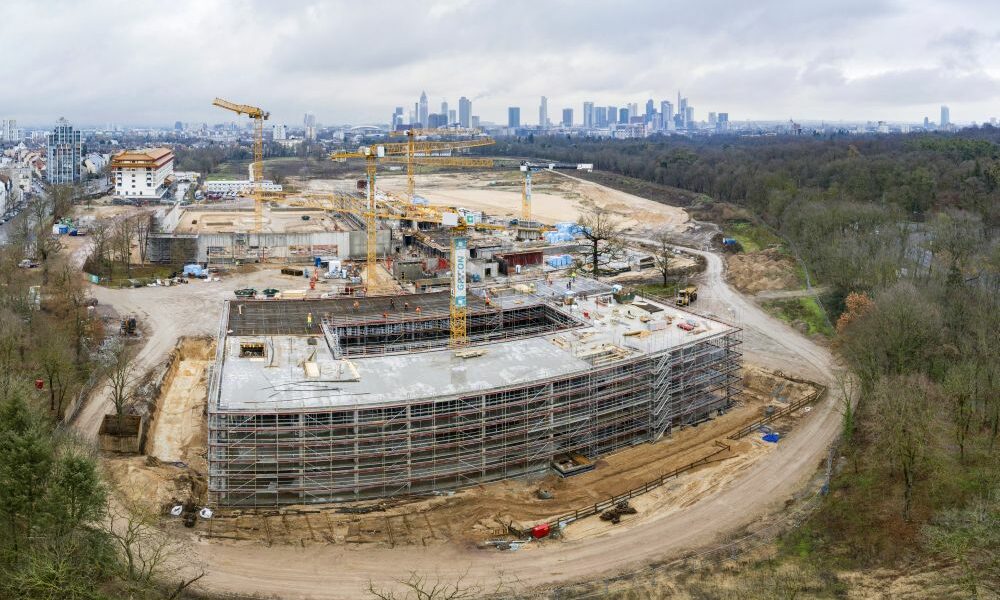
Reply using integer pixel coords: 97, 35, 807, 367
725, 220, 783, 253
762, 296, 834, 337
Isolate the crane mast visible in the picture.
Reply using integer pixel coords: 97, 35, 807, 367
520, 161, 593, 223
211, 98, 270, 244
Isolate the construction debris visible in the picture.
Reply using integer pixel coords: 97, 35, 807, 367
599, 501, 638, 524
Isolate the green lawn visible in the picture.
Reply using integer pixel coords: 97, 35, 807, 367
725, 220, 783, 253
637, 282, 679, 298
86, 264, 184, 287
763, 296, 834, 337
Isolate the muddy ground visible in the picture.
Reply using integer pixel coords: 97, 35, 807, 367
725, 248, 800, 295
104, 355, 820, 549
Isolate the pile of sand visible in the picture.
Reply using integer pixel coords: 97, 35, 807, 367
726, 249, 799, 294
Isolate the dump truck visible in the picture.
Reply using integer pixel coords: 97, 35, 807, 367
675, 285, 698, 307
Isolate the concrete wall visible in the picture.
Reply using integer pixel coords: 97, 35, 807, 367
193, 230, 391, 264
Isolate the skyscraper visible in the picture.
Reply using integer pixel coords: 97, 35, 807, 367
46, 117, 82, 184
645, 99, 655, 125
448, 109, 456, 124
685, 106, 694, 127
660, 101, 674, 130
583, 101, 594, 128
440, 100, 448, 120
304, 113, 316, 141
619, 107, 629, 123
419, 91, 429, 128
539, 96, 548, 128
607, 106, 617, 125
508, 107, 521, 128
595, 106, 607, 128
562, 108, 573, 127
940, 105, 950, 127
1, 119, 20, 142
717, 113, 729, 131
458, 96, 472, 128
391, 107, 404, 130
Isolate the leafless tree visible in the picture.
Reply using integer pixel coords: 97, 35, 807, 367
36, 327, 76, 419
133, 213, 153, 265
366, 569, 517, 600
104, 498, 195, 586
104, 340, 138, 429
867, 373, 936, 520
87, 221, 112, 277
111, 216, 136, 279
652, 230, 676, 287
577, 204, 626, 279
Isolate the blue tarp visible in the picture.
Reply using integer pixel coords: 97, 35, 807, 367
183, 264, 204, 277
762, 432, 780, 443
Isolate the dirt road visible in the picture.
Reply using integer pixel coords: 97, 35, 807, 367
170, 197, 843, 599
73, 269, 312, 439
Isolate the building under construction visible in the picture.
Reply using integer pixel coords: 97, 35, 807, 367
207, 280, 742, 507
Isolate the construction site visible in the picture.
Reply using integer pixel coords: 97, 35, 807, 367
207, 281, 742, 507
83, 100, 840, 600
107, 101, 744, 510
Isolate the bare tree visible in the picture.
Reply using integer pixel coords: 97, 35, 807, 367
35, 329, 76, 419
929, 209, 984, 285
367, 569, 517, 600
867, 373, 936, 520
133, 213, 153, 265
577, 204, 626, 279
50, 262, 94, 364
111, 216, 136, 279
104, 341, 138, 429
652, 230, 675, 287
86, 221, 112, 277
104, 499, 196, 586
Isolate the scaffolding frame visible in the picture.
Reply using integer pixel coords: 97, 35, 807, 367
208, 300, 743, 507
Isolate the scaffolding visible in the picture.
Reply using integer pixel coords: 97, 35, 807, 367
208, 294, 743, 508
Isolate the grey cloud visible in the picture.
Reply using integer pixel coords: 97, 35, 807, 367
2, 0, 1000, 125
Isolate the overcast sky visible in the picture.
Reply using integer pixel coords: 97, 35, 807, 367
4, 0, 1000, 127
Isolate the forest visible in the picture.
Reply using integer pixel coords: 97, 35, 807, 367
492, 131, 999, 597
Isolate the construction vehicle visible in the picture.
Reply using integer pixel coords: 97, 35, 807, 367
120, 316, 138, 336
234, 288, 257, 298
211, 98, 270, 241
676, 285, 698, 306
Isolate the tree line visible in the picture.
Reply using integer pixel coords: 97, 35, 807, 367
0, 189, 204, 599
493, 131, 999, 594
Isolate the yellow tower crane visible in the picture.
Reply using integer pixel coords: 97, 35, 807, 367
330, 137, 495, 295
389, 129, 489, 202
211, 98, 270, 236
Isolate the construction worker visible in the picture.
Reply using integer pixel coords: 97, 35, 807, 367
415, 306, 421, 315
404, 301, 410, 311
390, 297, 396, 310
353, 300, 360, 312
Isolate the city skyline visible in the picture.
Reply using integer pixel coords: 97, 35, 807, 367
3, 1, 1000, 126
